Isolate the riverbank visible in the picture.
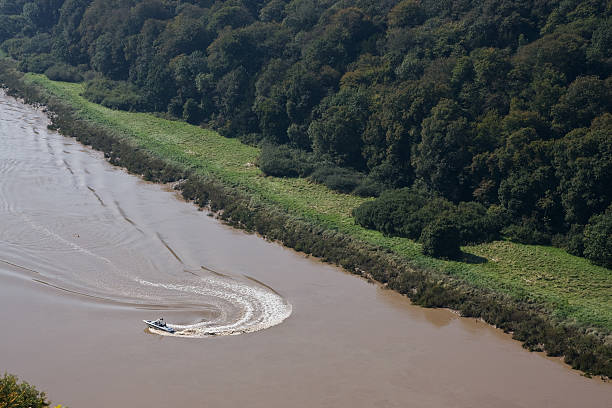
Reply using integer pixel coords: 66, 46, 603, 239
1, 59, 610, 377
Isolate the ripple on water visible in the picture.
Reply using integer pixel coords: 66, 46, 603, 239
0, 90, 293, 339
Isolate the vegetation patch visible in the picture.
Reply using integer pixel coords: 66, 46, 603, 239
0, 372, 62, 408
82, 78, 147, 111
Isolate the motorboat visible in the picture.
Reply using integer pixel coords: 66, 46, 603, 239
143, 318, 175, 333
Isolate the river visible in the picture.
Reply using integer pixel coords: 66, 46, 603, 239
0, 92, 610, 407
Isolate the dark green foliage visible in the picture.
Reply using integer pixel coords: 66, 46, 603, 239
257, 143, 304, 178
182, 98, 202, 124
352, 177, 385, 197
43, 62, 83, 82
3, 33, 53, 60
553, 115, 612, 226
310, 165, 364, 194
412, 98, 472, 202
551, 76, 611, 133
564, 224, 585, 257
353, 186, 453, 239
583, 208, 612, 268
502, 219, 552, 245
420, 216, 462, 259
0, 373, 49, 408
444, 202, 507, 245
388, 0, 425, 28
82, 78, 147, 111
353, 185, 511, 246
308, 87, 370, 169
18, 53, 58, 73
257, 143, 385, 196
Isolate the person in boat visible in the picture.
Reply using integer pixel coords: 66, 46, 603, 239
158, 318, 165, 327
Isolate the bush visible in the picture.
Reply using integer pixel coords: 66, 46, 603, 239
354, 186, 510, 245
352, 177, 385, 197
564, 224, 585, 256
183, 98, 202, 124
44, 63, 83, 83
353, 186, 453, 239
447, 202, 508, 244
258, 143, 303, 177
18, 53, 58, 74
0, 373, 49, 408
310, 165, 364, 193
257, 145, 378, 195
82, 78, 147, 111
502, 218, 552, 245
583, 208, 612, 268
420, 216, 462, 259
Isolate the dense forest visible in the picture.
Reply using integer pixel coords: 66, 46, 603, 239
1, 0, 610, 266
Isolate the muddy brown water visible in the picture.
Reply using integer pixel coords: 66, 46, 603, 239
0, 92, 610, 407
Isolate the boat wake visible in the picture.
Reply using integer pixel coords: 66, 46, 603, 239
137, 276, 292, 338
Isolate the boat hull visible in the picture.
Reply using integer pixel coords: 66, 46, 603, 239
143, 320, 175, 333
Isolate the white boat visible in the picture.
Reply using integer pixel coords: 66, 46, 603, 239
143, 318, 175, 333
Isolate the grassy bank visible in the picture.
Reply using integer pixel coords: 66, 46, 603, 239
1, 63, 610, 376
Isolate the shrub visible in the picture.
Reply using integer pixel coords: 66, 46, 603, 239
420, 216, 462, 259
447, 202, 508, 244
352, 177, 385, 197
183, 98, 202, 124
258, 143, 302, 177
44, 63, 83, 83
82, 78, 147, 111
257, 145, 376, 195
0, 373, 49, 408
354, 186, 510, 244
18, 53, 58, 74
310, 165, 364, 193
502, 218, 552, 245
583, 208, 612, 268
564, 224, 585, 256
353, 186, 453, 239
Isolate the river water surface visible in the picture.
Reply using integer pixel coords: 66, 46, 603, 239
0, 92, 610, 407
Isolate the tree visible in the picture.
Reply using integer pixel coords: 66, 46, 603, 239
183, 98, 201, 124
283, 0, 322, 31
413, 99, 472, 202
208, 5, 253, 33
51, 0, 91, 65
259, 0, 285, 22
388, 0, 425, 28
552, 76, 612, 133
253, 59, 290, 143
308, 87, 370, 168
583, 208, 612, 269
553, 115, 612, 225
0, 373, 50, 408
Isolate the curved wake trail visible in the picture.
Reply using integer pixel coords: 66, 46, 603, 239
138, 278, 292, 337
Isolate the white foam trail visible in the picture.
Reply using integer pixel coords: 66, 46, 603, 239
138, 277, 292, 337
